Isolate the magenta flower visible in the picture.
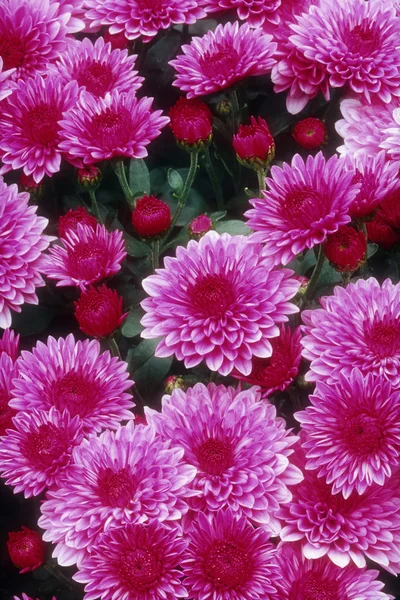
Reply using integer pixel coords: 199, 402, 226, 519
336, 97, 400, 159
43, 223, 126, 289
0, 74, 79, 183
302, 278, 400, 387
38, 422, 196, 566
0, 407, 85, 497
0, 353, 18, 437
290, 0, 400, 104
0, 57, 15, 101
0, 0, 71, 80
84, 0, 205, 43
170, 22, 276, 98
141, 232, 299, 376
381, 107, 400, 161
202, 0, 281, 27
50, 36, 143, 98
59, 90, 169, 167
182, 509, 277, 600
57, 0, 87, 32
10, 334, 133, 433
146, 383, 302, 532
274, 544, 393, 600
75, 521, 188, 600
0, 177, 52, 328
296, 369, 400, 498
278, 452, 400, 572
245, 153, 358, 266
0, 329, 19, 362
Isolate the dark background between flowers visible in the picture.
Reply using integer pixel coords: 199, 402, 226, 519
0, 24, 399, 600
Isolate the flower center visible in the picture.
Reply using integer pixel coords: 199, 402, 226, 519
282, 186, 323, 227
200, 47, 240, 78
293, 572, 339, 600
25, 104, 60, 146
24, 424, 67, 467
364, 316, 400, 358
120, 548, 161, 591
52, 371, 96, 417
0, 36, 25, 70
90, 108, 131, 147
191, 275, 232, 318
343, 413, 384, 454
98, 467, 134, 508
205, 541, 250, 589
346, 20, 378, 55
76, 61, 115, 97
197, 438, 232, 476
67, 242, 108, 282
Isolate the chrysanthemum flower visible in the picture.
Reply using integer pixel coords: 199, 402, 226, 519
203, 0, 281, 27
0, 0, 71, 80
170, 22, 276, 98
324, 226, 366, 273
302, 278, 400, 387
43, 223, 126, 289
141, 232, 299, 376
0, 74, 79, 183
57, 0, 87, 33
274, 544, 393, 600
59, 90, 169, 167
0, 177, 52, 328
296, 370, 400, 498
292, 118, 327, 150
38, 421, 196, 566
58, 207, 97, 240
7, 527, 46, 574
75, 284, 127, 338
10, 334, 133, 433
0, 328, 19, 362
182, 509, 277, 600
290, 0, 400, 104
336, 97, 400, 158
381, 107, 400, 161
0, 57, 15, 101
0, 330, 19, 437
146, 383, 302, 532
188, 214, 213, 240
169, 97, 213, 151
0, 407, 85, 497
50, 36, 143, 98
233, 116, 275, 171
84, 0, 206, 43
367, 213, 400, 250
132, 196, 171, 238
74, 520, 187, 600
278, 451, 400, 572
233, 325, 302, 397
245, 153, 358, 266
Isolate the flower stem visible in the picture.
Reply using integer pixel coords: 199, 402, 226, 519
108, 336, 122, 359
88, 189, 102, 223
204, 147, 224, 210
304, 244, 325, 303
230, 88, 241, 134
256, 168, 267, 195
151, 239, 160, 270
165, 151, 199, 238
44, 562, 82, 592
113, 160, 135, 210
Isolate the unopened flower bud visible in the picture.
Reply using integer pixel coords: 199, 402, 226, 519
7, 527, 46, 574
58, 207, 97, 239
165, 375, 187, 394
216, 99, 232, 116
293, 118, 327, 151
324, 226, 366, 273
74, 284, 127, 338
132, 195, 171, 238
170, 97, 213, 152
233, 117, 275, 171
19, 173, 44, 200
188, 214, 213, 240
77, 166, 102, 191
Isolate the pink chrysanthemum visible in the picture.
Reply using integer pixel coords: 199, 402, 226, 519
0, 328, 19, 361
336, 97, 400, 158
344, 151, 400, 219
290, 0, 400, 104
141, 231, 299, 376
380, 107, 400, 161
0, 177, 52, 328
278, 451, 400, 572
38, 421, 196, 567
0, 407, 85, 497
296, 369, 400, 498
56, 0, 88, 32
302, 278, 400, 387
245, 153, 358, 266
233, 325, 302, 397
84, 0, 205, 43
170, 22, 276, 98
43, 223, 126, 289
146, 383, 303, 533
182, 509, 277, 600
10, 334, 133, 433
202, 0, 281, 27
274, 544, 393, 600
0, 57, 15, 101
0, 0, 71, 80
50, 36, 143, 98
75, 520, 187, 600
0, 74, 79, 183
58, 90, 168, 167
0, 329, 19, 436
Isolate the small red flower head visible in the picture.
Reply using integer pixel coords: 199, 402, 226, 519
169, 97, 213, 151
58, 207, 97, 239
188, 214, 213, 240
74, 284, 127, 338
324, 225, 367, 273
380, 189, 400, 231
292, 117, 328, 150
77, 166, 102, 190
132, 195, 171, 238
7, 527, 46, 574
233, 116, 275, 170
103, 28, 129, 51
367, 213, 400, 251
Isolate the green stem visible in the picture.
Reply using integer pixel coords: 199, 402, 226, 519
44, 562, 82, 592
113, 160, 135, 210
88, 188, 102, 223
230, 89, 241, 134
342, 271, 351, 287
108, 337, 122, 359
204, 147, 224, 210
256, 169, 267, 195
164, 151, 199, 243
304, 244, 325, 303
151, 239, 160, 270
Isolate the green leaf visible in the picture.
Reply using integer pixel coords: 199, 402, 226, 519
210, 211, 227, 222
127, 338, 173, 390
367, 243, 379, 259
125, 234, 151, 257
121, 307, 144, 338
316, 260, 342, 288
302, 249, 317, 274
214, 220, 251, 235
129, 159, 151, 197
167, 169, 184, 196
